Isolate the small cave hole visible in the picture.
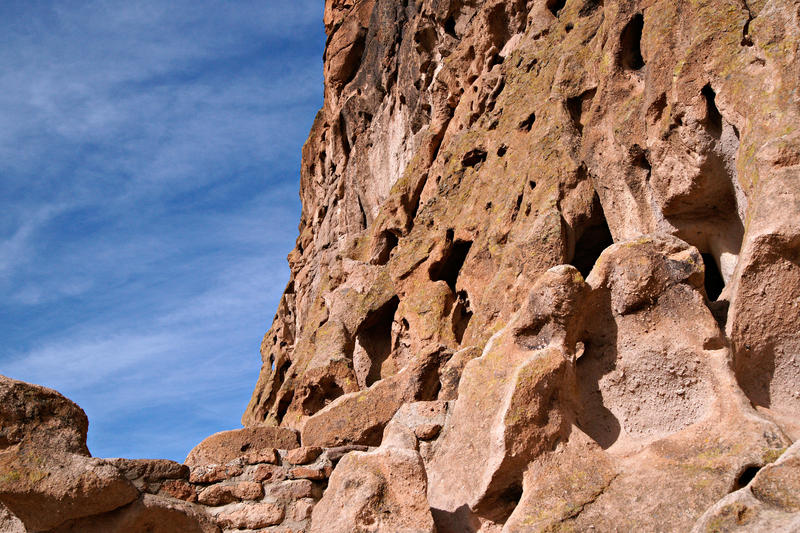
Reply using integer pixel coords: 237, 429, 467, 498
430, 238, 473, 293
357, 296, 400, 387
373, 230, 399, 265
701, 253, 725, 302
511, 193, 524, 223
567, 88, 596, 134
497, 145, 508, 157
485, 201, 493, 210
495, 482, 524, 522
702, 84, 723, 139
565, 22, 574, 33
732, 465, 762, 491
453, 290, 473, 344
619, 13, 645, 71
462, 148, 488, 167
570, 196, 614, 277
302, 377, 346, 415
518, 112, 536, 131
444, 16, 458, 38
529, 180, 537, 190
547, 0, 567, 17
275, 390, 294, 424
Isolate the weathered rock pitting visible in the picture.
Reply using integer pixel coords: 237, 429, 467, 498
4, 0, 800, 531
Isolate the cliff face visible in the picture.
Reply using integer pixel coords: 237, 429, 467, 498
242, 0, 800, 529
3, 0, 800, 532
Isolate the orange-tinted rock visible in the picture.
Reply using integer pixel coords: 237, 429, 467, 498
160, 479, 197, 503
251, 463, 286, 483
285, 446, 323, 465
0, 375, 89, 455
184, 426, 298, 467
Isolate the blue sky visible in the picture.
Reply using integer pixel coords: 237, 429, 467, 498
0, 1, 325, 462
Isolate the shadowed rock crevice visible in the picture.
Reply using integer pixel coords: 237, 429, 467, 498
569, 194, 614, 278
618, 13, 645, 71
567, 88, 596, 134
429, 233, 473, 294
547, 0, 567, 17
354, 296, 400, 387
701, 252, 725, 302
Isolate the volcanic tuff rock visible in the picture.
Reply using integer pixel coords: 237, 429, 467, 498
4, 0, 800, 531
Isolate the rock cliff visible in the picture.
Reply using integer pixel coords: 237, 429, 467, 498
3, 0, 800, 531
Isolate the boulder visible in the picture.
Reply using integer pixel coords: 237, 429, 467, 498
300, 346, 444, 447
0, 449, 138, 531
309, 446, 434, 533
184, 426, 298, 467
0, 375, 90, 455
50, 494, 220, 533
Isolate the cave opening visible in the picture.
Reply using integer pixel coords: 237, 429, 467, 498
430, 237, 473, 293
547, 0, 567, 17
453, 290, 473, 344
570, 195, 614, 278
619, 13, 645, 71
302, 377, 346, 415
567, 88, 596, 134
701, 253, 725, 302
518, 112, 536, 131
702, 83, 723, 139
444, 16, 457, 38
357, 296, 400, 387
732, 465, 761, 491
373, 230, 399, 265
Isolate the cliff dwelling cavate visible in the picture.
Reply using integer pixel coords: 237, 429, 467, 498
355, 296, 400, 387
619, 13, 645, 71
429, 231, 473, 294
569, 194, 614, 278
5, 1, 800, 531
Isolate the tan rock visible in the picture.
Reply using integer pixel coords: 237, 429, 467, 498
391, 401, 448, 442
213, 501, 285, 529
309, 446, 435, 533
428, 266, 586, 522
0, 374, 90, 455
184, 426, 298, 467
197, 481, 263, 506
265, 479, 320, 502
50, 494, 220, 533
300, 346, 444, 447
291, 498, 316, 521
188, 463, 243, 484
284, 446, 322, 465
692, 442, 800, 532
0, 448, 139, 531
0, 503, 24, 533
